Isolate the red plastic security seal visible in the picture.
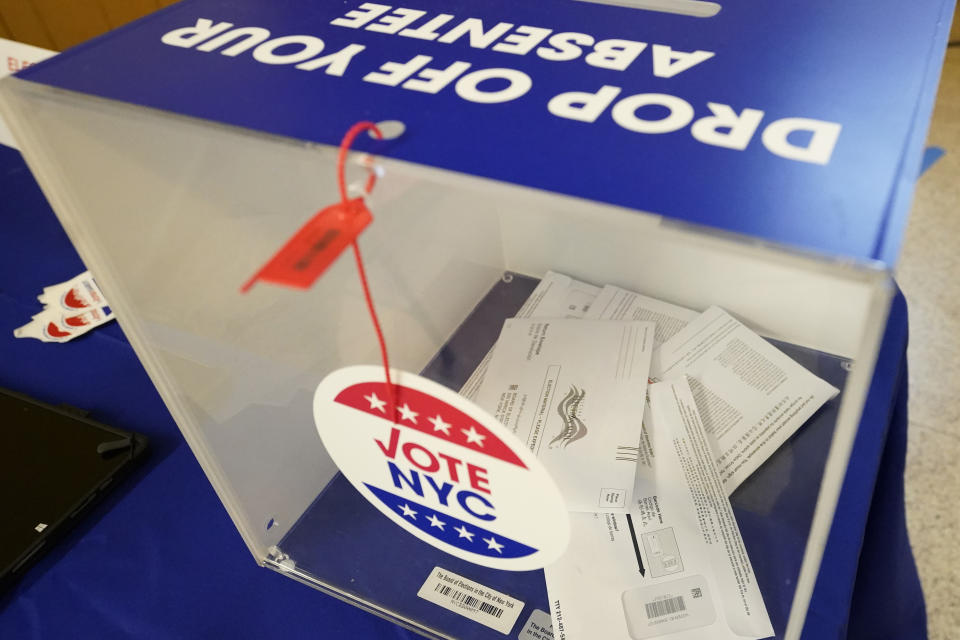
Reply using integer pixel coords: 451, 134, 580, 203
240, 198, 372, 291
241, 122, 383, 292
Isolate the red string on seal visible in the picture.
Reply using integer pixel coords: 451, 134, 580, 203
241, 121, 396, 424
338, 121, 397, 424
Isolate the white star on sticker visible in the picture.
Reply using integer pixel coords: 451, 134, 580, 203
399, 503, 417, 519
461, 425, 486, 447
427, 514, 446, 530
483, 536, 505, 554
398, 403, 419, 424
428, 414, 451, 435
454, 525, 474, 542
364, 392, 386, 413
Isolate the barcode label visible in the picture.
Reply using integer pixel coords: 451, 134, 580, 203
433, 584, 505, 618
418, 566, 523, 634
645, 596, 687, 619
623, 577, 714, 637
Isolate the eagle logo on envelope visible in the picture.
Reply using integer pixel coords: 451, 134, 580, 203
550, 385, 588, 448
314, 366, 569, 570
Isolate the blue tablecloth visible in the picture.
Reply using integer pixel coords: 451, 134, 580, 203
0, 144, 926, 639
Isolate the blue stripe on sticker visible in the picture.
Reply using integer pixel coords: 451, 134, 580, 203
364, 483, 538, 559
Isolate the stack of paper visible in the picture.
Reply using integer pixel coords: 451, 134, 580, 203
470, 272, 840, 640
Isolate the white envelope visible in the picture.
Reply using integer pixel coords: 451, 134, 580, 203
545, 376, 774, 640
460, 271, 599, 400
651, 306, 840, 492
518, 270, 601, 320
474, 318, 653, 512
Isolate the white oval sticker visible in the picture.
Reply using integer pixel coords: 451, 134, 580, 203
314, 366, 569, 571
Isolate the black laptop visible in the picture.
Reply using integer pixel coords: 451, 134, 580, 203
0, 387, 148, 593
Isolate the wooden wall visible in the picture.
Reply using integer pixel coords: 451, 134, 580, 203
0, 0, 179, 51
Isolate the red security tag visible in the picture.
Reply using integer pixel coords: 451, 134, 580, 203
241, 197, 372, 292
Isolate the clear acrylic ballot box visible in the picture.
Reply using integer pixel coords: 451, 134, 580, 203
0, 0, 952, 638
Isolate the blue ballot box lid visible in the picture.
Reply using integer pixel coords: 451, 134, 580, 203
14, 0, 954, 264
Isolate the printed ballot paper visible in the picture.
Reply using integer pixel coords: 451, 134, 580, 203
461, 271, 599, 400
651, 306, 839, 492
545, 377, 773, 640
587, 285, 699, 348
473, 318, 653, 512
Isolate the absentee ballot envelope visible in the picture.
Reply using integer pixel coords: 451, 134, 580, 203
651, 306, 840, 493
545, 377, 773, 640
461, 271, 599, 400
473, 318, 652, 512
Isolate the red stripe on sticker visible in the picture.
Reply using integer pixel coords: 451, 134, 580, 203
64, 314, 90, 327
335, 382, 527, 469
63, 288, 89, 309
45, 322, 71, 338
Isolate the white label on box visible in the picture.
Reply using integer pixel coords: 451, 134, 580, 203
519, 608, 555, 640
417, 566, 525, 634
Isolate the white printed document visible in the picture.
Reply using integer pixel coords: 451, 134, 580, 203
517, 271, 600, 320
474, 318, 653, 512
587, 284, 699, 348
461, 271, 599, 400
545, 377, 773, 640
651, 306, 839, 493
